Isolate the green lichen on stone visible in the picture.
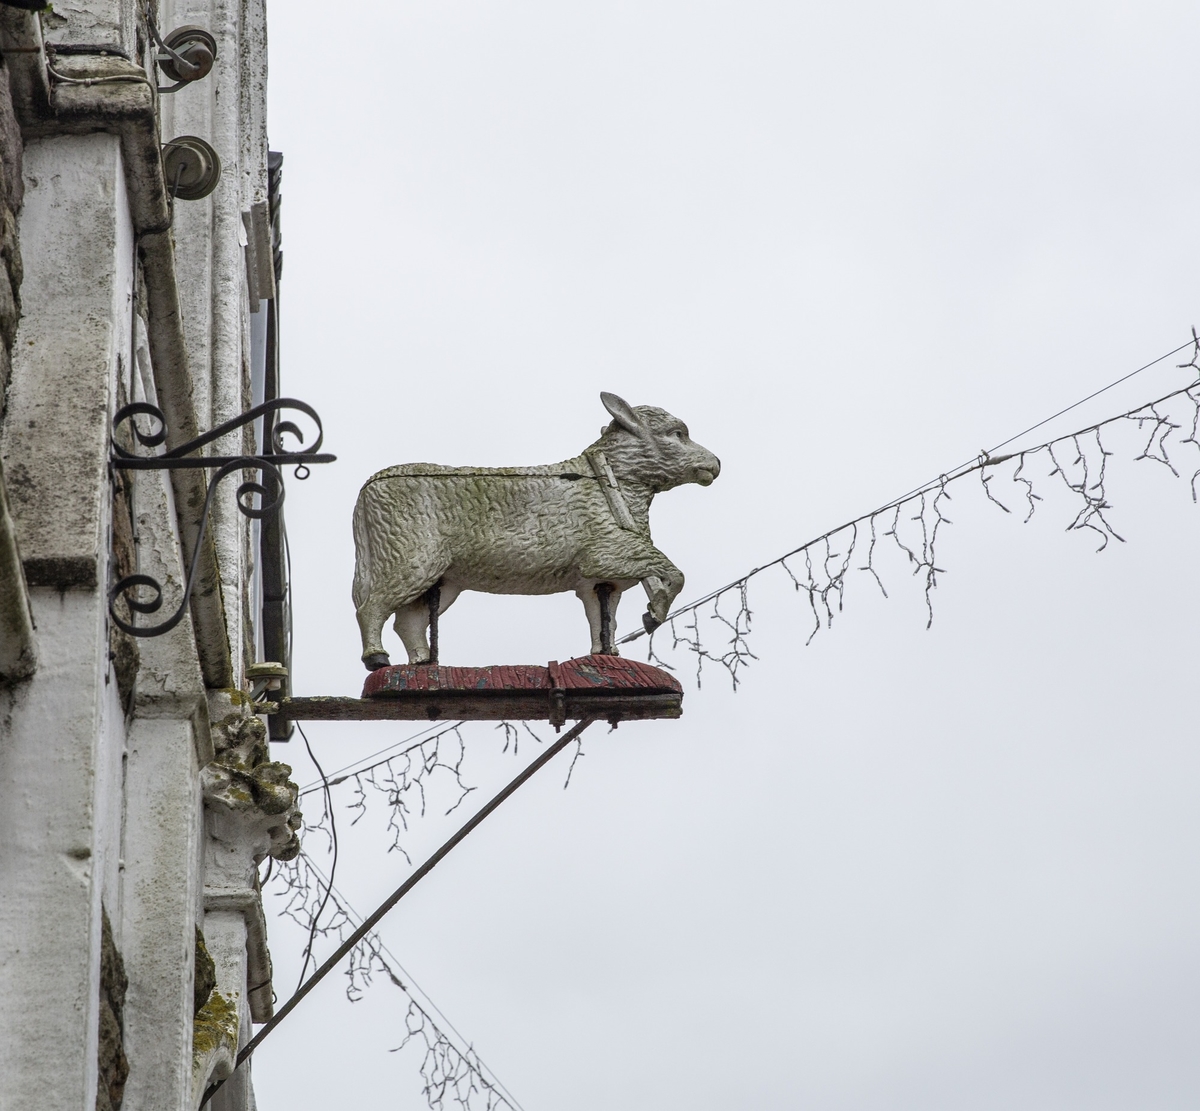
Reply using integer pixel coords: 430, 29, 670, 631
206, 708, 302, 860
193, 927, 216, 1015
249, 760, 297, 815
192, 989, 239, 1073
212, 711, 269, 766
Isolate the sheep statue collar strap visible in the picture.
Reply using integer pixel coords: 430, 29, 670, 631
584, 447, 637, 531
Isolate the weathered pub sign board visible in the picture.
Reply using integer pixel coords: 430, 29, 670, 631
280, 393, 719, 725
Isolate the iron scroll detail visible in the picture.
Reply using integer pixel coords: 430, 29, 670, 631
111, 396, 334, 469
109, 398, 335, 638
109, 456, 284, 637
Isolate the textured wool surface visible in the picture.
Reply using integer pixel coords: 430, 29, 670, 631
352, 402, 719, 662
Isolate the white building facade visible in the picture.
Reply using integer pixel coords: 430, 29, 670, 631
0, 2, 300, 1108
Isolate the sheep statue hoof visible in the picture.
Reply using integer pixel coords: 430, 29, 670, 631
352, 392, 720, 668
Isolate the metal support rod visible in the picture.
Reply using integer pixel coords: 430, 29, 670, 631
200, 716, 597, 1107
596, 581, 614, 655
426, 580, 441, 665
111, 451, 335, 470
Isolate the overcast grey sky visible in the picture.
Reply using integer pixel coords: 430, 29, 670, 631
255, 3, 1200, 1107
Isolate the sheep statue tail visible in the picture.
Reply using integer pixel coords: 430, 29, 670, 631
351, 491, 372, 612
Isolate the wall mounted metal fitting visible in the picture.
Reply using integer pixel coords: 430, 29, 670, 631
149, 21, 216, 91
162, 135, 221, 200
248, 662, 288, 703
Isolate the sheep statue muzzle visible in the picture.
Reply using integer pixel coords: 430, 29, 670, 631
352, 392, 720, 670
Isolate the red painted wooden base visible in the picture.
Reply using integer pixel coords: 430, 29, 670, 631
362, 655, 682, 698
275, 656, 683, 725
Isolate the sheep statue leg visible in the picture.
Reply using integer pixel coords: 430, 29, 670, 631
393, 581, 462, 664
356, 598, 394, 671
581, 544, 684, 641
577, 583, 625, 655
640, 564, 684, 633
392, 602, 432, 664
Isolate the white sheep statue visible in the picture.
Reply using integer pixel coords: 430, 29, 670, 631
351, 392, 721, 669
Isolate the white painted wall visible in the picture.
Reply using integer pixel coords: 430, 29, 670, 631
0, 7, 281, 1107
0, 133, 132, 1111
121, 718, 204, 1111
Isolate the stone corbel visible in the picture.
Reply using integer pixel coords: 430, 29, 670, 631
202, 693, 301, 1025
202, 697, 301, 882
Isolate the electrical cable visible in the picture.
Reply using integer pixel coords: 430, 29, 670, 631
987, 336, 1197, 455
143, 3, 202, 81
282, 511, 293, 671
294, 722, 337, 991
296, 720, 468, 798
621, 336, 1200, 644
294, 853, 529, 1111
200, 716, 597, 1107
43, 58, 154, 87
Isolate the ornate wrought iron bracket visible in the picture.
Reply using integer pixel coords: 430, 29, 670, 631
109, 397, 335, 638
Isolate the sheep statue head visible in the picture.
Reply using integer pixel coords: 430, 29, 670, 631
352, 392, 720, 669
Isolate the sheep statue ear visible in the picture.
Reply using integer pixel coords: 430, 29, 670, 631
600, 391, 644, 436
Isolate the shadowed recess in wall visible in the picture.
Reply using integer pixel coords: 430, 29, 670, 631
97, 907, 129, 1111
